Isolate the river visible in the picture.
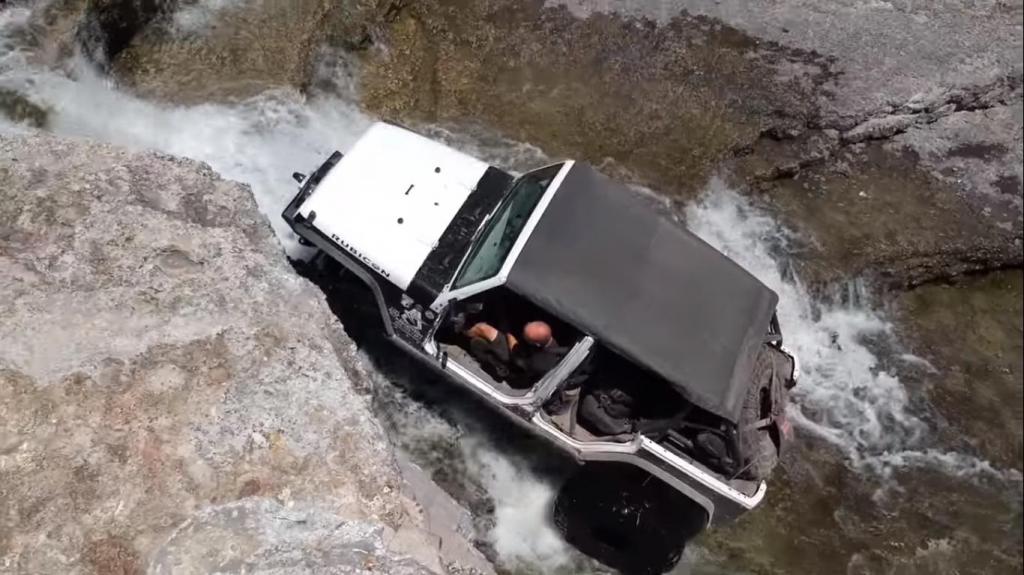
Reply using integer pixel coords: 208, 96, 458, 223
1, 2, 1021, 573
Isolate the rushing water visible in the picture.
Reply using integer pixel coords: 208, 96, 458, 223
687, 182, 1021, 484
1, 2, 1020, 573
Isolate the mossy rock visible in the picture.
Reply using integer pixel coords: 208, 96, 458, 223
0, 89, 49, 129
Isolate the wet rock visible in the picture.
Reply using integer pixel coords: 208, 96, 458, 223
358, 0, 1020, 291
894, 270, 1024, 471
360, 0, 827, 198
11, 0, 173, 69
745, 130, 836, 182
0, 134, 491, 574
16, 0, 396, 101
756, 142, 1022, 291
841, 114, 917, 144
7, 0, 86, 68
77, 0, 178, 64
396, 455, 495, 575
109, 0, 399, 103
0, 87, 49, 128
553, 0, 1022, 123
698, 435, 1023, 574
110, 0, 327, 102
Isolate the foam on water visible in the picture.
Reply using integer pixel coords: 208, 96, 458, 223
1, 65, 372, 254
464, 441, 575, 571
0, 115, 31, 135
353, 350, 588, 572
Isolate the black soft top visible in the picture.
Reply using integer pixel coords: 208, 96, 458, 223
505, 163, 778, 422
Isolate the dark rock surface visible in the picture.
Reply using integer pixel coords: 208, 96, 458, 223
361, 0, 827, 199
17, 0, 177, 66
0, 87, 48, 127
895, 270, 1024, 472
553, 0, 1023, 123
77, 0, 177, 64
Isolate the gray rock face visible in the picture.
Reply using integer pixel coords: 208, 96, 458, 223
550, 0, 1023, 121
0, 134, 491, 574
548, 0, 1024, 242
894, 101, 1024, 228
148, 499, 434, 575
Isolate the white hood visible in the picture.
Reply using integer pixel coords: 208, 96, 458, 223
298, 123, 491, 290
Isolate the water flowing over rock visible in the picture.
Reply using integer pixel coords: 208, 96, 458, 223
11, 0, 1021, 292
2, 0, 1022, 572
77, 0, 178, 63
0, 133, 492, 574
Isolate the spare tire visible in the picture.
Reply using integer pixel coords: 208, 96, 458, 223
734, 345, 793, 480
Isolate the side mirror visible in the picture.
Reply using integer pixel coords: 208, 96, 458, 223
292, 172, 306, 184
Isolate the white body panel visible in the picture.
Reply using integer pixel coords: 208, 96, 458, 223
299, 123, 490, 289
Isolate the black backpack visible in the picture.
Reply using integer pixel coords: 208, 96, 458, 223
577, 345, 794, 480
578, 386, 638, 436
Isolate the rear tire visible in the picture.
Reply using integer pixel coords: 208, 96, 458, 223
553, 464, 706, 574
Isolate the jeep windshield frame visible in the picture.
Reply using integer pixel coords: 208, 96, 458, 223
451, 163, 564, 290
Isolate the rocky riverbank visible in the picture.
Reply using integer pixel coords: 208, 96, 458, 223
354, 0, 1022, 291
0, 0, 1021, 573
45, 0, 1020, 291
0, 133, 492, 575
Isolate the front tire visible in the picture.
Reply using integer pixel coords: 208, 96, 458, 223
553, 464, 707, 575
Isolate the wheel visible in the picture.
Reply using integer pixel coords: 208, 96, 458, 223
553, 464, 707, 574
734, 345, 793, 480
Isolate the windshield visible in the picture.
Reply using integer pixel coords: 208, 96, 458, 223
453, 163, 564, 289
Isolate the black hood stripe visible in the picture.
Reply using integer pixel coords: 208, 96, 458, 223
406, 166, 514, 304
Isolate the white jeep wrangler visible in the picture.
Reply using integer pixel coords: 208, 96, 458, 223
283, 122, 799, 573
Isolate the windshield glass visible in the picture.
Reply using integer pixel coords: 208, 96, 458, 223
453, 163, 564, 289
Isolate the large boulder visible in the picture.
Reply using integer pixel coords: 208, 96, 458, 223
147, 499, 435, 575
0, 134, 491, 574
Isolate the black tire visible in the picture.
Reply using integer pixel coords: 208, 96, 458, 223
553, 464, 707, 575
735, 345, 791, 480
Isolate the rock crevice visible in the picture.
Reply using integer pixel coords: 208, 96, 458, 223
838, 76, 1023, 144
